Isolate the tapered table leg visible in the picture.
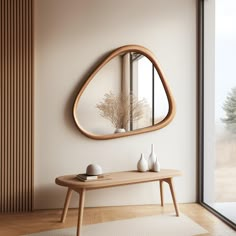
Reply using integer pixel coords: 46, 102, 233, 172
166, 178, 179, 216
159, 180, 164, 206
77, 189, 86, 236
61, 188, 73, 223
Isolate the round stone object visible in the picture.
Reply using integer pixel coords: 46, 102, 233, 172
86, 164, 103, 176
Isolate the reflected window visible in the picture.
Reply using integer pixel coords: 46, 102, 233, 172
131, 54, 168, 130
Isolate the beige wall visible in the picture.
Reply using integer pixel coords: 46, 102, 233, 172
34, 0, 197, 209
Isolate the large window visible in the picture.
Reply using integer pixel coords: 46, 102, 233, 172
200, 0, 236, 229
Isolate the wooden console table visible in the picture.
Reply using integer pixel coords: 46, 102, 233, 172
55, 169, 181, 236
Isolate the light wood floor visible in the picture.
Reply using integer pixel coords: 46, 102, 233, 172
0, 204, 235, 236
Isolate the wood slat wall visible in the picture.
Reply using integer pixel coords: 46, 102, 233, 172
0, 0, 33, 213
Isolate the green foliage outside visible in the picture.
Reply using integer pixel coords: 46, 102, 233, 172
222, 87, 236, 134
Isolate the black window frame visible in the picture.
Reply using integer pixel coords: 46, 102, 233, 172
198, 0, 236, 230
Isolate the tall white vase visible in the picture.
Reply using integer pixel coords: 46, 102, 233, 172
137, 153, 148, 172
148, 144, 157, 171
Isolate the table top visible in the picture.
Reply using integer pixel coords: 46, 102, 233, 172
55, 169, 181, 190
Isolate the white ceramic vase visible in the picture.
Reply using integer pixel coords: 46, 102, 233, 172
153, 158, 161, 172
114, 128, 126, 133
148, 144, 157, 171
137, 153, 148, 172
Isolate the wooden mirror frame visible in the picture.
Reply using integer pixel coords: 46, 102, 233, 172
73, 45, 176, 140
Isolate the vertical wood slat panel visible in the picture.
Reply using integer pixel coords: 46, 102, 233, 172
0, 0, 33, 213
16, 0, 20, 212
0, 0, 3, 213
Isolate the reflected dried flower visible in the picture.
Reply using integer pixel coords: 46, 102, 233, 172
96, 92, 149, 129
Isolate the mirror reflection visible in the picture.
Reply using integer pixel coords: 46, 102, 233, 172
76, 51, 169, 135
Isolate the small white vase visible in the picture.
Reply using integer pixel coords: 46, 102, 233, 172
137, 153, 148, 172
153, 159, 161, 172
148, 144, 157, 171
114, 128, 126, 133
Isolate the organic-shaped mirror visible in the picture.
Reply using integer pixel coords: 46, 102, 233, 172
73, 45, 175, 140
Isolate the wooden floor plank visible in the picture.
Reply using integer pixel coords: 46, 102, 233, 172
0, 204, 235, 236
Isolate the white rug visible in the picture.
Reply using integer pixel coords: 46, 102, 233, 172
24, 213, 207, 236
